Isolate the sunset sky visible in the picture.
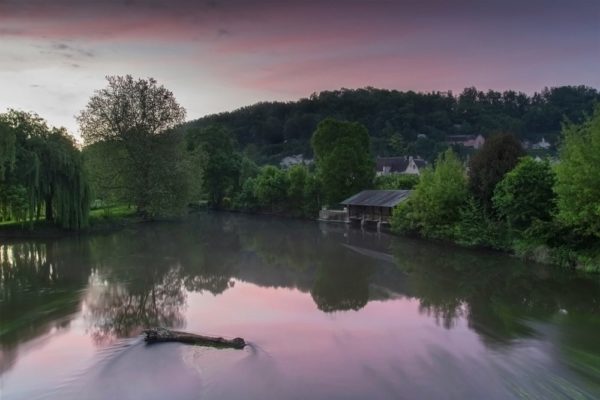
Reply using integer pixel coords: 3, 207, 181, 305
1, 0, 598, 136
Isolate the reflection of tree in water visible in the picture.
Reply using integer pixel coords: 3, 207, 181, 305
310, 260, 373, 312
82, 220, 247, 343
84, 267, 186, 345
228, 214, 376, 312
392, 238, 600, 391
231, 215, 318, 291
392, 238, 600, 344
0, 240, 91, 375
83, 227, 191, 344
178, 220, 242, 295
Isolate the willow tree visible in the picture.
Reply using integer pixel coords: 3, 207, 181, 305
77, 75, 189, 217
0, 110, 90, 229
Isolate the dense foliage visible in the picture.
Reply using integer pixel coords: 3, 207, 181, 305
311, 118, 374, 205
0, 111, 90, 229
187, 86, 599, 163
374, 174, 419, 190
468, 133, 525, 209
554, 106, 600, 238
79, 76, 191, 218
392, 149, 467, 239
231, 164, 320, 218
493, 157, 556, 230
186, 125, 240, 208
390, 111, 600, 271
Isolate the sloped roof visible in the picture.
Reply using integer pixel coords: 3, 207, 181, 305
340, 190, 412, 207
376, 157, 409, 172
376, 156, 427, 172
413, 158, 427, 168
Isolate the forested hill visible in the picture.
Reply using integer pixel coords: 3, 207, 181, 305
186, 86, 599, 163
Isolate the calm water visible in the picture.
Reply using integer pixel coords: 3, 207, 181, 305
0, 213, 599, 399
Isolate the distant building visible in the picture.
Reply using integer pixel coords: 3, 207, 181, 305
446, 134, 486, 149
376, 156, 427, 176
280, 154, 313, 168
532, 137, 551, 150
341, 190, 412, 226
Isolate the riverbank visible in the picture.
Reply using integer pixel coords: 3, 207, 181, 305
0, 206, 140, 239
2, 206, 598, 273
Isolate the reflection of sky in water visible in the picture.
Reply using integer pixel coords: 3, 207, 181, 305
0, 214, 599, 399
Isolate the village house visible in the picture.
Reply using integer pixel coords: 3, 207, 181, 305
446, 134, 486, 149
376, 156, 427, 176
340, 189, 412, 227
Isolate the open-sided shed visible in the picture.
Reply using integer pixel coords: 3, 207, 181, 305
340, 190, 411, 224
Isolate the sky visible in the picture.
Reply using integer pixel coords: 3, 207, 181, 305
0, 0, 599, 136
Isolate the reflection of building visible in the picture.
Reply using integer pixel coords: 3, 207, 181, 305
446, 134, 485, 149
341, 190, 411, 226
376, 156, 427, 176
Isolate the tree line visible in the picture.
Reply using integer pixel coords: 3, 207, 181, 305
2, 75, 599, 272
187, 85, 600, 163
392, 107, 600, 271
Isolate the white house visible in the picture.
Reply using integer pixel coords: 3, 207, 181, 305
376, 156, 427, 176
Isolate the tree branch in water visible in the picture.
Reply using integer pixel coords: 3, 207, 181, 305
143, 328, 246, 349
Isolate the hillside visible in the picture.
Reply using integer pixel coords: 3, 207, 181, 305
186, 86, 599, 163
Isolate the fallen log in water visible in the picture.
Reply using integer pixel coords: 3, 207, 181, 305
143, 328, 246, 349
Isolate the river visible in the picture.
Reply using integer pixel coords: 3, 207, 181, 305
1, 213, 599, 399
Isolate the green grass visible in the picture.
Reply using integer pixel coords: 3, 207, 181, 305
88, 205, 138, 227
0, 205, 138, 232
0, 218, 54, 229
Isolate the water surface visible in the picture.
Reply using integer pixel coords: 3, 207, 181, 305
1, 213, 599, 399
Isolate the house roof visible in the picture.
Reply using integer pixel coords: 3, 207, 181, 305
340, 190, 412, 208
376, 156, 426, 172
376, 157, 409, 172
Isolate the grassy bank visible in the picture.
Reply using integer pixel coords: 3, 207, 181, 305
0, 205, 140, 238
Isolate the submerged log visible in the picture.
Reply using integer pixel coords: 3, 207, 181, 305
143, 328, 246, 349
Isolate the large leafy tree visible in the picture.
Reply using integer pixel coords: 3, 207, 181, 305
468, 132, 525, 209
186, 125, 240, 208
554, 107, 600, 237
0, 110, 89, 229
392, 149, 468, 238
78, 75, 189, 217
286, 164, 309, 217
253, 165, 290, 212
311, 118, 374, 204
493, 157, 556, 230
